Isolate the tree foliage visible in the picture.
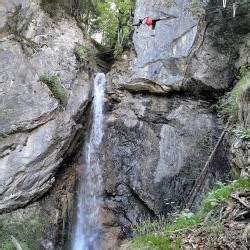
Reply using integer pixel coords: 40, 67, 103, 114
82, 0, 135, 57
41, 0, 135, 57
95, 0, 133, 45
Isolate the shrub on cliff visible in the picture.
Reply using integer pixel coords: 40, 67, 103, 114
39, 75, 67, 107
40, 0, 135, 58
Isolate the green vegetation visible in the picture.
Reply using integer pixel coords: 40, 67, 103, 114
196, 132, 211, 151
0, 208, 43, 250
1, 240, 14, 250
77, 0, 135, 58
39, 75, 67, 107
93, 0, 134, 57
41, 0, 87, 18
123, 177, 250, 249
199, 178, 249, 213
131, 216, 167, 236
40, 0, 66, 19
74, 42, 87, 61
1, 240, 30, 250
40, 0, 135, 58
219, 65, 250, 120
232, 126, 250, 139
219, 65, 249, 142
132, 234, 171, 249
202, 221, 224, 234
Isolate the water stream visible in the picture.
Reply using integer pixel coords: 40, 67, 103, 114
72, 73, 106, 250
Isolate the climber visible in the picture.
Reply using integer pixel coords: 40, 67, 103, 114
146, 16, 176, 36
132, 16, 176, 36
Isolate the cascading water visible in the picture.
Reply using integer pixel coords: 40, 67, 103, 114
72, 73, 106, 250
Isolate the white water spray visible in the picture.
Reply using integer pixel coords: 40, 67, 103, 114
233, 2, 237, 18
72, 73, 106, 250
222, 0, 227, 8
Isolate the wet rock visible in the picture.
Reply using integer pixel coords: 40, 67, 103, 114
101, 88, 230, 238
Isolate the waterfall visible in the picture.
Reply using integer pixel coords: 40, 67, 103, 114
233, 3, 237, 18
72, 73, 106, 250
222, 0, 227, 8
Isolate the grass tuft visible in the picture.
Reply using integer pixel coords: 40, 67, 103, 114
124, 177, 250, 249
202, 221, 224, 234
1, 240, 30, 250
132, 233, 170, 250
131, 216, 167, 236
39, 75, 67, 107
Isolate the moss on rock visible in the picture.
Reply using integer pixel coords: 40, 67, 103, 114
0, 204, 45, 250
39, 75, 67, 107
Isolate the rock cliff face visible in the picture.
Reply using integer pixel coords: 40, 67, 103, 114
0, 0, 90, 212
0, 0, 249, 249
112, 0, 248, 94
100, 0, 249, 243
231, 85, 250, 177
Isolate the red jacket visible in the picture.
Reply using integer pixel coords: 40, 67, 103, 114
145, 17, 152, 26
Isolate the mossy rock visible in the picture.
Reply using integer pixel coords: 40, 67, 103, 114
219, 65, 250, 120
0, 204, 45, 250
40, 0, 71, 19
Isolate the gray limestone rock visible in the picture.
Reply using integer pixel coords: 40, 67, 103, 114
116, 0, 249, 93
0, 0, 91, 212
102, 89, 230, 237
99, 0, 250, 238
